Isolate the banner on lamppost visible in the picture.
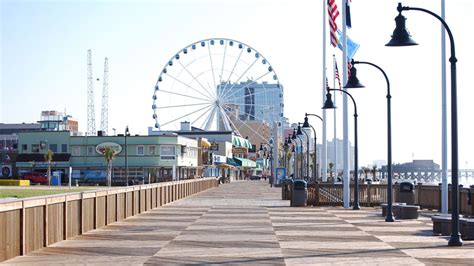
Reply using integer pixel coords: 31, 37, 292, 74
275, 167, 286, 185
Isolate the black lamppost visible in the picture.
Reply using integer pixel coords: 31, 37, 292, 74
292, 128, 304, 180
304, 113, 323, 182
283, 137, 289, 173
386, 2, 462, 246
125, 126, 130, 186
297, 124, 308, 179
323, 89, 360, 210
289, 134, 297, 179
344, 60, 395, 222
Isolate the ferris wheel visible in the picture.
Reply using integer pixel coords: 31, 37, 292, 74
152, 38, 284, 142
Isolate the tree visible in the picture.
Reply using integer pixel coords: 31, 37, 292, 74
328, 162, 334, 180
44, 149, 53, 186
103, 147, 116, 187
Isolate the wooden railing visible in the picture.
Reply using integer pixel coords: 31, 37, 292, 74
0, 178, 218, 262
307, 183, 473, 216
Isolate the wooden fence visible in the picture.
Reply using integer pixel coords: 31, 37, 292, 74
0, 178, 218, 262
307, 183, 474, 216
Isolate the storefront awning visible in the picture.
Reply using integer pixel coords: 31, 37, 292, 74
232, 135, 252, 149
200, 138, 211, 148
233, 157, 257, 168
226, 157, 240, 167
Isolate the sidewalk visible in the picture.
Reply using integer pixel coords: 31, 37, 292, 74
2, 180, 473, 265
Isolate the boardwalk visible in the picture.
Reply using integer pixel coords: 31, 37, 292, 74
2, 181, 473, 265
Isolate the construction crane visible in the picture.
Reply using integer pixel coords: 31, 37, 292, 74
100, 57, 109, 135
87, 49, 96, 136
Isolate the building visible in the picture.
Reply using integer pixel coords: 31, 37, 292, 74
218, 80, 284, 127
149, 124, 257, 180
0, 123, 42, 178
322, 138, 354, 176
384, 160, 440, 173
16, 131, 199, 185
38, 110, 78, 133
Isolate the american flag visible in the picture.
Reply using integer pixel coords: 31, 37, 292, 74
328, 0, 339, 47
347, 60, 353, 78
334, 62, 342, 89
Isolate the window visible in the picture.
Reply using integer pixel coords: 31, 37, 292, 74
137, 145, 144, 156
72, 146, 81, 156
49, 144, 58, 153
149, 145, 157, 155
32, 144, 40, 153
61, 144, 68, 153
87, 146, 95, 156
160, 145, 175, 160
22, 144, 28, 152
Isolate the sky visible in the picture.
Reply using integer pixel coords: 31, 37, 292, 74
1, 0, 474, 168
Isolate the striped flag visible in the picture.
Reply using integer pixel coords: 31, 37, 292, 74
334, 62, 342, 89
328, 0, 339, 47
347, 60, 353, 78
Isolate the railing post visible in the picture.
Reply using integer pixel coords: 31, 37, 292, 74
367, 183, 371, 206
44, 198, 48, 247
64, 195, 68, 240
315, 182, 320, 206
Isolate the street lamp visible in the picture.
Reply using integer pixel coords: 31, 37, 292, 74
283, 137, 289, 172
386, 2, 462, 246
344, 59, 395, 222
259, 144, 268, 179
125, 126, 130, 186
290, 130, 299, 179
323, 89, 360, 210
304, 113, 323, 182
298, 123, 310, 180
292, 128, 304, 180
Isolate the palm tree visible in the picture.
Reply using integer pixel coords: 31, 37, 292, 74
44, 149, 53, 186
103, 147, 116, 187
328, 162, 334, 181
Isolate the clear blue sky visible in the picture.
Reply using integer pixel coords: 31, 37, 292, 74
1, 0, 473, 168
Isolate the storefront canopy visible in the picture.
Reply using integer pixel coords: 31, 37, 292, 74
232, 135, 252, 149
233, 157, 257, 168
226, 157, 240, 167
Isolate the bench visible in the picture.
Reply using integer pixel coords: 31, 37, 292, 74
460, 218, 474, 240
432, 215, 451, 235
381, 202, 406, 217
396, 205, 420, 219
432, 215, 464, 236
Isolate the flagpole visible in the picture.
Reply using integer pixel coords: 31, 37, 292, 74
341, 0, 349, 208
322, 0, 328, 182
333, 55, 338, 181
441, 0, 448, 214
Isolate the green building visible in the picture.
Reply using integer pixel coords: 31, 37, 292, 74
16, 131, 199, 185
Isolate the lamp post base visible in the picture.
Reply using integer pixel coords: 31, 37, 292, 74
385, 213, 395, 222
448, 233, 463, 246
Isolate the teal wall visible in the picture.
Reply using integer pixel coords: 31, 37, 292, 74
17, 132, 198, 169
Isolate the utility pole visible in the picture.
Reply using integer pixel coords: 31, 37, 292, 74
100, 58, 109, 135
87, 50, 96, 136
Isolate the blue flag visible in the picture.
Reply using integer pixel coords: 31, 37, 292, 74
337, 29, 360, 60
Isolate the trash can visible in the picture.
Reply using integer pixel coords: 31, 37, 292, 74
281, 179, 293, 200
398, 181, 415, 205
291, 180, 307, 207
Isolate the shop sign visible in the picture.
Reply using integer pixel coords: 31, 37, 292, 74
96, 142, 122, 155
232, 147, 248, 154
212, 154, 226, 164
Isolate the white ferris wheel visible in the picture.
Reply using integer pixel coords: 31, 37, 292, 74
152, 38, 284, 142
